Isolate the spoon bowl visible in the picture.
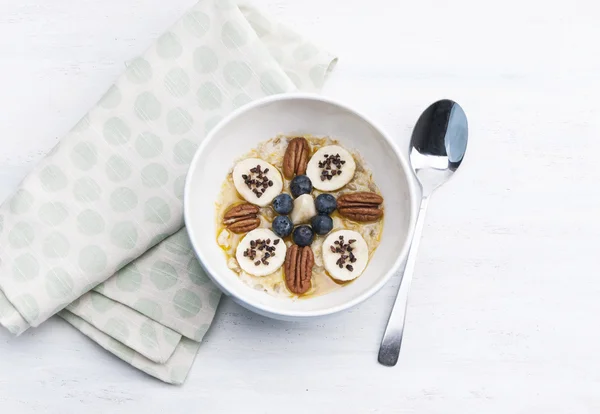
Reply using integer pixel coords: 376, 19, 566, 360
410, 99, 468, 195
378, 99, 468, 366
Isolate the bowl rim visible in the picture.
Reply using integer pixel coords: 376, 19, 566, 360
184, 92, 418, 318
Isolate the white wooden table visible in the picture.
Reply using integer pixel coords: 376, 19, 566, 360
1, 0, 599, 412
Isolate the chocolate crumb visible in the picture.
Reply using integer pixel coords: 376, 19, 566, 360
329, 235, 359, 272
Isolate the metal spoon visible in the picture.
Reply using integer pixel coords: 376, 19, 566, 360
378, 99, 468, 366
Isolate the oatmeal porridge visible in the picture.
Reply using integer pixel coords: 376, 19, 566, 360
215, 135, 384, 299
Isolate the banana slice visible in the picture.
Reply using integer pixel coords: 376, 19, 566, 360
232, 158, 283, 207
290, 194, 316, 224
235, 228, 286, 277
306, 145, 356, 191
322, 229, 368, 281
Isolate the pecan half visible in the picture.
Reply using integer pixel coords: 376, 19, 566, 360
223, 203, 260, 233
283, 137, 310, 179
337, 192, 384, 222
284, 245, 314, 295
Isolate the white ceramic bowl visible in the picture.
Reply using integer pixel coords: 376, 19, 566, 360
184, 93, 417, 320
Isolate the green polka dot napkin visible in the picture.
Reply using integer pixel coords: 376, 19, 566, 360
0, 0, 336, 384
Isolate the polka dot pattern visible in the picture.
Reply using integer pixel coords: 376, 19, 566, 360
38, 165, 68, 192
10, 189, 34, 215
183, 11, 210, 38
91, 293, 115, 312
71, 142, 98, 171
125, 57, 152, 84
8, 222, 35, 248
193, 46, 219, 74
0, 0, 337, 383
221, 20, 248, 49
173, 289, 202, 318
150, 261, 178, 290
156, 32, 183, 59
13, 253, 40, 282
134, 92, 162, 121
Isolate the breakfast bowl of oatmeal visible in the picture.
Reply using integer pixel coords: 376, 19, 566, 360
184, 94, 418, 320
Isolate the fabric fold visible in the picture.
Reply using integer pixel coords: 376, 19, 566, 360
0, 0, 336, 384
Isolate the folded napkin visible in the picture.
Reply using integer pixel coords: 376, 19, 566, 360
0, 0, 336, 384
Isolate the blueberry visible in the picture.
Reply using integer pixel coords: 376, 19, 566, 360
311, 214, 333, 235
314, 194, 337, 215
292, 225, 314, 246
272, 193, 293, 214
290, 175, 312, 198
272, 215, 293, 238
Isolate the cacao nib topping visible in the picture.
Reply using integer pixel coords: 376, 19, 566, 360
244, 238, 280, 266
318, 153, 346, 181
329, 235, 356, 271
243, 164, 273, 197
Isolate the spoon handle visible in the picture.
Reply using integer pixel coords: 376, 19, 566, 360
378, 196, 429, 366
